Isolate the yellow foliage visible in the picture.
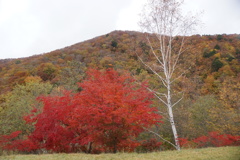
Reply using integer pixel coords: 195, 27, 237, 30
201, 75, 215, 94
24, 76, 42, 83
204, 74, 214, 84
100, 56, 114, 68
219, 78, 240, 109
214, 52, 221, 58
219, 65, 235, 76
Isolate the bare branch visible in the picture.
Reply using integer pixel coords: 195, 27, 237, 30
170, 37, 185, 77
170, 71, 185, 84
152, 90, 167, 97
172, 93, 184, 108
146, 36, 164, 67
143, 127, 177, 149
147, 87, 168, 106
136, 52, 168, 87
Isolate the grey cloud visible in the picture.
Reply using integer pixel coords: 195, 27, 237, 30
0, 0, 240, 59
0, 0, 132, 59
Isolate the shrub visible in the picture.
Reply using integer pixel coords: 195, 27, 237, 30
193, 132, 240, 148
137, 138, 162, 152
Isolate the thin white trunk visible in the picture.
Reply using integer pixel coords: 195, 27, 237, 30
167, 78, 180, 150
168, 107, 180, 150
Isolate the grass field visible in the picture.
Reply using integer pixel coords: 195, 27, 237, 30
1, 146, 239, 160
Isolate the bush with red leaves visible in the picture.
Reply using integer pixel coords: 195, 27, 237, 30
138, 138, 162, 152
193, 132, 240, 148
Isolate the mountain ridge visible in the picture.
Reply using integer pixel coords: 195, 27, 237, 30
0, 30, 239, 141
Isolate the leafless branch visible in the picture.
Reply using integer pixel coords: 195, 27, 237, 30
136, 52, 167, 88
172, 93, 184, 108
143, 127, 177, 149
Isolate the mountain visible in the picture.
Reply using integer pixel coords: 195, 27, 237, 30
1, 31, 239, 97
0, 30, 239, 138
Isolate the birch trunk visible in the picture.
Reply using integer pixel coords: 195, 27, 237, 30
167, 82, 180, 150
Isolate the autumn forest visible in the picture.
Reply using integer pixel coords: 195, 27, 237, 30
0, 30, 240, 154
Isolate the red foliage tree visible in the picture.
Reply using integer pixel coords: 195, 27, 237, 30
69, 69, 162, 153
1, 69, 161, 153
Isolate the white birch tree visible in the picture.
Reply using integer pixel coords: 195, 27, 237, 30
138, 0, 198, 150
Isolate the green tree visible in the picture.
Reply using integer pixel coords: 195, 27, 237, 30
189, 95, 239, 137
214, 44, 221, 50
211, 58, 223, 72
217, 35, 223, 41
0, 77, 53, 135
111, 40, 118, 48
58, 61, 86, 91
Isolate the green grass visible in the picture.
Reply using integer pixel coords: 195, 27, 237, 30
1, 146, 239, 160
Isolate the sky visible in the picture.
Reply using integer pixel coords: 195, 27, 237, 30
0, 0, 240, 59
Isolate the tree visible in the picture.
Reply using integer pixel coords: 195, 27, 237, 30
71, 69, 161, 153
3, 69, 161, 153
57, 60, 86, 91
139, 0, 198, 150
0, 77, 53, 136
211, 57, 223, 72
36, 63, 57, 81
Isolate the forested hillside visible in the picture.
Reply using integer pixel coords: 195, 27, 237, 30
0, 31, 239, 152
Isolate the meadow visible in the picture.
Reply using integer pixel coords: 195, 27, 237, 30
1, 146, 239, 160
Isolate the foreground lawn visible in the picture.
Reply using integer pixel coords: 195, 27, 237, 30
1, 146, 240, 160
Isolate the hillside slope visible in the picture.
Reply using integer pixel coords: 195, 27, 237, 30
0, 30, 239, 141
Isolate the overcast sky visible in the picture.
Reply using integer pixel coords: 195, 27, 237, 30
0, 0, 240, 59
